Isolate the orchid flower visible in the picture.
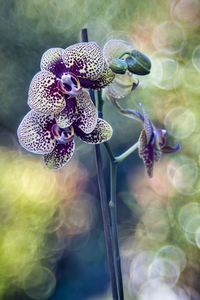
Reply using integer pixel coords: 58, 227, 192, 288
17, 96, 113, 170
28, 42, 115, 115
135, 103, 181, 178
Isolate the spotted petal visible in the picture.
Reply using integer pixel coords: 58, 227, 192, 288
28, 71, 66, 114
44, 140, 75, 170
74, 90, 98, 134
154, 149, 161, 162
139, 103, 153, 144
74, 118, 112, 144
103, 39, 133, 66
138, 129, 154, 178
94, 63, 115, 88
62, 42, 104, 81
17, 110, 56, 155
55, 98, 77, 129
40, 48, 67, 78
78, 63, 115, 89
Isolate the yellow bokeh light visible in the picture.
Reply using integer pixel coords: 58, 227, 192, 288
0, 147, 90, 298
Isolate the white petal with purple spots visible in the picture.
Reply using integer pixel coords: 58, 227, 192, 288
55, 98, 77, 129
28, 71, 66, 114
17, 110, 56, 155
40, 48, 63, 70
40, 48, 67, 77
44, 139, 75, 170
75, 118, 113, 144
75, 90, 98, 134
62, 42, 104, 81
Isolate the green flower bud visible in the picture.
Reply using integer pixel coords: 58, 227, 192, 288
126, 50, 151, 75
109, 58, 128, 74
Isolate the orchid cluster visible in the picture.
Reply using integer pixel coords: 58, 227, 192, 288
17, 42, 114, 169
17, 38, 180, 175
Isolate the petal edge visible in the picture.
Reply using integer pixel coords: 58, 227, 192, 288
75, 90, 98, 134
40, 48, 66, 77
17, 110, 56, 155
44, 140, 75, 170
62, 42, 104, 81
28, 71, 66, 114
74, 118, 113, 144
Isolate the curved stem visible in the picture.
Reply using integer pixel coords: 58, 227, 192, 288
81, 28, 119, 300
115, 142, 139, 163
118, 51, 131, 59
110, 162, 124, 300
104, 141, 139, 164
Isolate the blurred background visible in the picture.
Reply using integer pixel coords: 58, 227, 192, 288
0, 0, 200, 299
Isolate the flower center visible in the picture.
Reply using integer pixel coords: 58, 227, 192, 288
51, 124, 74, 144
153, 129, 167, 150
57, 73, 82, 98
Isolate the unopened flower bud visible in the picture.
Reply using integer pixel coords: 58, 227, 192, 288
126, 50, 151, 75
109, 58, 128, 74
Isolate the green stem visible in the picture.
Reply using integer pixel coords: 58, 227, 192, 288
104, 141, 139, 164
81, 28, 119, 300
95, 144, 119, 300
97, 89, 124, 299
115, 142, 139, 163
104, 142, 115, 162
97, 89, 103, 118
110, 161, 124, 300
118, 51, 131, 59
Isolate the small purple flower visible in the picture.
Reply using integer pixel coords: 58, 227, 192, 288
28, 43, 115, 115
17, 95, 113, 170
136, 103, 181, 178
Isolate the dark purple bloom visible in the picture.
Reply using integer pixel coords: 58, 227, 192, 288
137, 103, 181, 178
28, 43, 115, 115
17, 99, 113, 170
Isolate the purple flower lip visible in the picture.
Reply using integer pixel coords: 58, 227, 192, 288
152, 128, 167, 149
57, 73, 82, 98
51, 124, 74, 144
